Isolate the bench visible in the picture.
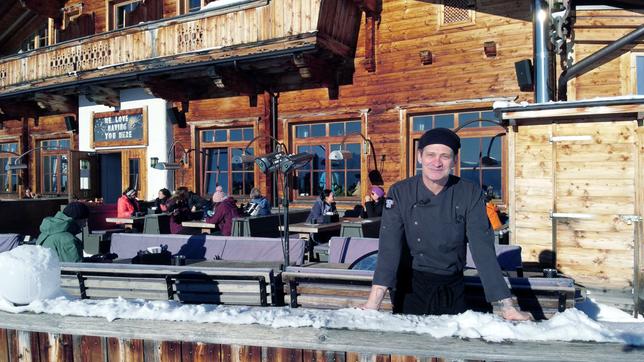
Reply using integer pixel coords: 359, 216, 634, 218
110, 233, 306, 265
0, 234, 21, 253
60, 262, 281, 306
329, 237, 524, 276
282, 267, 393, 311
282, 266, 576, 319
232, 209, 310, 237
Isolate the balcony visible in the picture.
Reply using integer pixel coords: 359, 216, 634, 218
0, 0, 367, 117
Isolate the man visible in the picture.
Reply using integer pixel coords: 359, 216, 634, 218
363, 128, 530, 320
36, 202, 89, 263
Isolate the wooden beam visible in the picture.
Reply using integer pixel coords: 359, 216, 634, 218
19, 0, 64, 19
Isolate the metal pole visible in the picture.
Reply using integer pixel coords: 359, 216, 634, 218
282, 172, 290, 269
270, 93, 279, 208
533, 0, 553, 103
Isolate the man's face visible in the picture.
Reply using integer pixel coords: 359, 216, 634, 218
417, 143, 456, 183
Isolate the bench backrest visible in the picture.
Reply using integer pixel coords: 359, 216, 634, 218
0, 234, 21, 253
110, 233, 305, 265
283, 266, 575, 319
60, 262, 279, 306
329, 236, 523, 271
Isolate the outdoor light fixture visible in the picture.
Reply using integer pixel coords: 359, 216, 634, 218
5, 146, 64, 170
329, 150, 353, 161
328, 132, 379, 172
255, 151, 286, 174
280, 152, 314, 173
453, 118, 504, 133
232, 135, 289, 166
152, 141, 188, 171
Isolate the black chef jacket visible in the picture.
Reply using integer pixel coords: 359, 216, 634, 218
372, 174, 511, 303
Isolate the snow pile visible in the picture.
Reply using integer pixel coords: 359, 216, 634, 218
1, 296, 643, 345
0, 246, 62, 304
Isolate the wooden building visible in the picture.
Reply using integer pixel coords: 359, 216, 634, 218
0, 0, 643, 306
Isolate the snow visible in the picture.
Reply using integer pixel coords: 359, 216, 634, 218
0, 246, 61, 304
493, 95, 644, 110
0, 245, 643, 345
202, 0, 249, 11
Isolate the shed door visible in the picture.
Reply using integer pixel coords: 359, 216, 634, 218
552, 121, 638, 294
69, 151, 99, 201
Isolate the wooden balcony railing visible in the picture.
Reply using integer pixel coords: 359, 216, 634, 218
0, 0, 361, 96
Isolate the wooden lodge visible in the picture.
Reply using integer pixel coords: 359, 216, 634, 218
1, 0, 644, 359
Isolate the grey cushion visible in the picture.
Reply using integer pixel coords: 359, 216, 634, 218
0, 234, 21, 253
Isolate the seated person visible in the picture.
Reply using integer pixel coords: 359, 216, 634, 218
166, 191, 192, 234
206, 192, 241, 236
177, 186, 207, 213
23, 187, 35, 199
153, 188, 172, 213
306, 189, 337, 224
246, 187, 271, 216
36, 202, 89, 263
363, 186, 385, 218
117, 187, 140, 218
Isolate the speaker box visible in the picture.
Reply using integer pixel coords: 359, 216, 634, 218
167, 107, 187, 128
64, 116, 77, 132
515, 59, 534, 92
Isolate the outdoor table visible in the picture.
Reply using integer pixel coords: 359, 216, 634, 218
105, 216, 145, 230
280, 221, 342, 261
181, 221, 219, 234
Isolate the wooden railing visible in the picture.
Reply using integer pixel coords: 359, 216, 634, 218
0, 0, 353, 93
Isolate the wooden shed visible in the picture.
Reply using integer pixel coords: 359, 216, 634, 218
498, 99, 644, 313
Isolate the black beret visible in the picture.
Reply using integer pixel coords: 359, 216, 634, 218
417, 128, 460, 155
63, 202, 90, 220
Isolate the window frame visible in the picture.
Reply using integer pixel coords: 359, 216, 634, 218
39, 139, 71, 196
635, 53, 644, 95
0, 141, 20, 195
409, 109, 506, 203
291, 120, 363, 202
109, 0, 143, 30
200, 126, 256, 197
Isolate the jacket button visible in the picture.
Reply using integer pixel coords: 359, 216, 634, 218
414, 221, 418, 225
417, 238, 421, 242
419, 253, 424, 256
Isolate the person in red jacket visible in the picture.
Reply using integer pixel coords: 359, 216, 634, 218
206, 192, 240, 236
117, 187, 140, 218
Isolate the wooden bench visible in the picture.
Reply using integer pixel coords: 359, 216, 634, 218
282, 267, 577, 319
282, 267, 393, 311
60, 263, 281, 306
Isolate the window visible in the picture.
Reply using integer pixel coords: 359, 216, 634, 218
440, 0, 476, 28
129, 158, 140, 190
180, 0, 228, 14
0, 143, 19, 194
202, 127, 255, 196
637, 55, 644, 95
19, 24, 49, 52
292, 120, 362, 199
40, 139, 70, 195
411, 110, 504, 200
114, 0, 142, 29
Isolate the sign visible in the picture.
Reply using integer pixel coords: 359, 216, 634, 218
91, 107, 148, 148
94, 113, 143, 142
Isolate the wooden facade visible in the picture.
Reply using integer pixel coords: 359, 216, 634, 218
501, 101, 644, 309
0, 0, 644, 307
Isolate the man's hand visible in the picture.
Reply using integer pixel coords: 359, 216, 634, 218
496, 298, 533, 321
359, 301, 380, 310
360, 285, 387, 311
501, 305, 533, 321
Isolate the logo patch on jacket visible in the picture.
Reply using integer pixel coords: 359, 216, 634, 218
385, 197, 395, 209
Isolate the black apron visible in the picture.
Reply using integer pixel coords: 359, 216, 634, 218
400, 269, 465, 315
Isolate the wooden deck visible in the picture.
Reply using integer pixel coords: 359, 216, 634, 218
0, 311, 642, 361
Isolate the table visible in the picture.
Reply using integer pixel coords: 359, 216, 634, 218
181, 221, 219, 234
105, 217, 145, 230
279, 221, 342, 234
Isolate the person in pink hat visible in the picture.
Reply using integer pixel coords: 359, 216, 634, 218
364, 185, 385, 218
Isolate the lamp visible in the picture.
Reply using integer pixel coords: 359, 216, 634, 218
232, 135, 289, 165
484, 41, 497, 57
280, 152, 314, 173
5, 146, 63, 170
255, 151, 286, 174
327, 132, 379, 173
152, 141, 187, 171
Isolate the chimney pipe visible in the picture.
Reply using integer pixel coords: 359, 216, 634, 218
533, 0, 554, 103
